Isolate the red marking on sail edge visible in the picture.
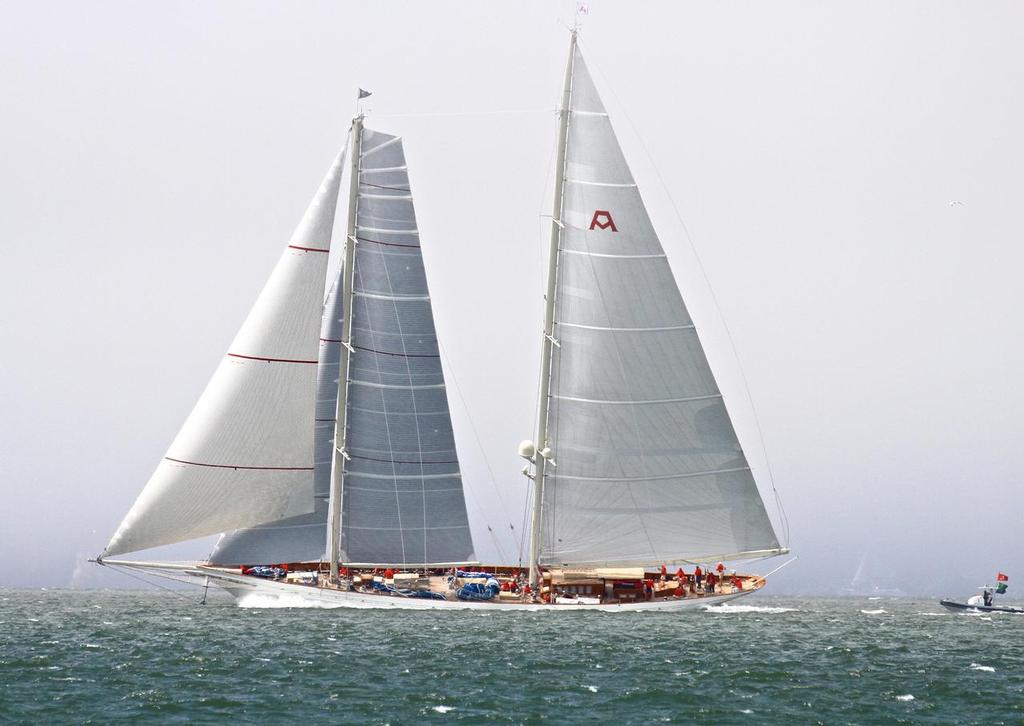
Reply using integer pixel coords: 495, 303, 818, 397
165, 457, 313, 471
353, 344, 440, 358
589, 210, 618, 232
356, 236, 420, 249
288, 245, 330, 253
350, 453, 459, 465
227, 353, 318, 364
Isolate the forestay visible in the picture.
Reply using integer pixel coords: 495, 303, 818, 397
104, 149, 347, 557
209, 270, 345, 565
540, 47, 781, 566
339, 128, 475, 565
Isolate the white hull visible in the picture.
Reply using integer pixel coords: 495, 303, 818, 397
193, 566, 756, 611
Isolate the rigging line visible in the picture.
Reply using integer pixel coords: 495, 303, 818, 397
529, 108, 563, 447
375, 206, 431, 565
584, 48, 791, 548
518, 480, 532, 567
372, 108, 555, 119
436, 338, 510, 564
354, 248, 408, 564
104, 564, 203, 600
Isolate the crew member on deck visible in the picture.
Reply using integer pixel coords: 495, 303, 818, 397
694, 565, 703, 590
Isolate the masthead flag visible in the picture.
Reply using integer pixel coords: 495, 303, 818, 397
997, 572, 1009, 582
358, 88, 372, 99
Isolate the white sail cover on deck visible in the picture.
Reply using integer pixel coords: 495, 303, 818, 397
539, 48, 781, 566
208, 269, 345, 565
339, 128, 475, 565
104, 150, 346, 557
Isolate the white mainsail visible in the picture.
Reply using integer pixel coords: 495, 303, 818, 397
208, 271, 345, 565
103, 149, 347, 557
535, 41, 782, 567
335, 127, 476, 566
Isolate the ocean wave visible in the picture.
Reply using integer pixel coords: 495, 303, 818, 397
235, 592, 345, 609
895, 694, 915, 702
860, 609, 886, 615
704, 604, 798, 614
970, 663, 995, 672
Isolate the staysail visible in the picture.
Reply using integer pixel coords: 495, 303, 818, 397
103, 149, 347, 557
208, 270, 345, 565
537, 42, 782, 567
336, 127, 475, 565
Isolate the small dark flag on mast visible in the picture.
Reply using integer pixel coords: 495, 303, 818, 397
358, 88, 372, 99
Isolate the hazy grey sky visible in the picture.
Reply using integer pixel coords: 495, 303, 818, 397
2, 1, 1022, 596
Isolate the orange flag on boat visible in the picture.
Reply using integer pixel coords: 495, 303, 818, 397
997, 572, 1009, 582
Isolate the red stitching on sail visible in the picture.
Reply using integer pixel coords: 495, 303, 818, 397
227, 353, 318, 364
356, 236, 420, 249
165, 457, 314, 471
288, 245, 330, 252
349, 454, 458, 465
353, 345, 439, 358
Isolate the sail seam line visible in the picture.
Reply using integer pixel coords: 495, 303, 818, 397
360, 135, 403, 157
344, 471, 460, 480
353, 291, 431, 302
553, 393, 722, 405
361, 165, 407, 173
559, 249, 666, 259
558, 322, 695, 332
346, 524, 470, 531
349, 380, 445, 390
360, 193, 413, 200
549, 466, 751, 483
356, 226, 419, 235
345, 486, 465, 493
164, 457, 314, 471
564, 178, 637, 188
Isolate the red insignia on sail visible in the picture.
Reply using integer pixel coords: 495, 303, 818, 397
589, 210, 618, 232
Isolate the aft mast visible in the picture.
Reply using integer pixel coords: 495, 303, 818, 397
527, 31, 577, 591
328, 114, 364, 583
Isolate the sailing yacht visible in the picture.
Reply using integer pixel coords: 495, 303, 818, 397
98, 33, 789, 610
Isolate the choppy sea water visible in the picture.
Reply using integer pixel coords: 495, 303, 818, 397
1, 589, 1021, 724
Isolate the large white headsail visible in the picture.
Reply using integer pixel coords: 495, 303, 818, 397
539, 45, 782, 566
207, 268, 345, 565
104, 149, 347, 558
338, 127, 475, 565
